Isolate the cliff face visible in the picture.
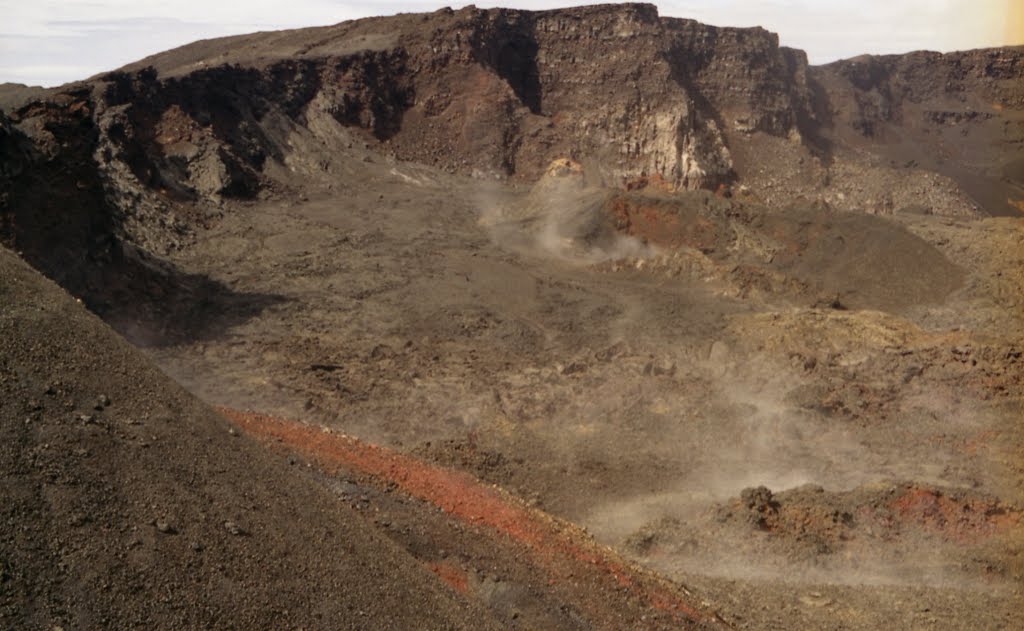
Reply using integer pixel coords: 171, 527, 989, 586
820, 47, 1024, 134
1, 3, 1022, 306
0, 88, 116, 293
0, 4, 813, 209
812, 48, 1024, 216
663, 19, 819, 141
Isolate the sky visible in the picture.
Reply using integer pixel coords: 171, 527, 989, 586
1, 1, 1022, 87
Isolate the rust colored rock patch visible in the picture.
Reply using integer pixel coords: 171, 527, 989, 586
607, 193, 722, 251
428, 561, 470, 595
721, 483, 1022, 552
218, 407, 722, 626
887, 486, 1022, 543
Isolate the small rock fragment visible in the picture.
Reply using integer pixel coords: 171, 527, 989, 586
799, 593, 833, 607
224, 521, 248, 536
155, 520, 177, 534
68, 513, 89, 527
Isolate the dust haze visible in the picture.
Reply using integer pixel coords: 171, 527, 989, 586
461, 157, 1021, 594
477, 160, 659, 265
3, 3, 1022, 629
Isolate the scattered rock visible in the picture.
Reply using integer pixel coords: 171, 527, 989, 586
561, 362, 586, 375
799, 593, 833, 607
741, 486, 779, 530
154, 520, 177, 535
224, 521, 249, 536
68, 513, 90, 527
94, 394, 111, 410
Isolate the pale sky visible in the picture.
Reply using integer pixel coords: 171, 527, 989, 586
1, 1, 1022, 87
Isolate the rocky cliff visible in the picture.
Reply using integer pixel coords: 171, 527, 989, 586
813, 48, 1024, 215
1, 3, 1022, 308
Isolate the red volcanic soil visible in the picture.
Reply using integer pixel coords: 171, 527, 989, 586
218, 407, 725, 627
428, 561, 471, 595
887, 486, 1022, 543
608, 193, 722, 251
720, 482, 1022, 555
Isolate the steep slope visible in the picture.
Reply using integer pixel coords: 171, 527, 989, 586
0, 245, 499, 630
1, 242, 735, 630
